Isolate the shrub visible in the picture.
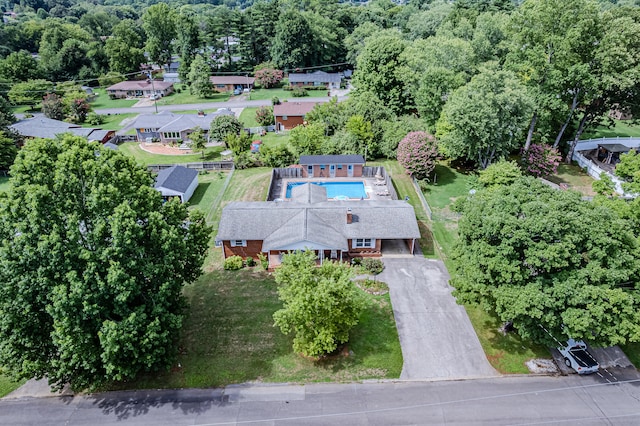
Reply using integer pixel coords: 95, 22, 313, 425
86, 112, 105, 126
351, 257, 362, 266
271, 96, 281, 105
291, 87, 308, 97
224, 255, 244, 270
592, 173, 616, 196
255, 106, 274, 126
246, 257, 256, 267
362, 258, 384, 275
257, 252, 269, 270
357, 279, 389, 295
397, 131, 438, 181
478, 160, 523, 188
520, 143, 562, 178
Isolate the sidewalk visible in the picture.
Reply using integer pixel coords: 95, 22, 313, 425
5, 379, 73, 399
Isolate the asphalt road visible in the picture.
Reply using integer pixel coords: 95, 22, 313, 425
3, 374, 640, 425
379, 257, 498, 380
94, 96, 345, 115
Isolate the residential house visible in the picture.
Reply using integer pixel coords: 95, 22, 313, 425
154, 165, 199, 203
106, 80, 174, 98
216, 183, 420, 269
210, 76, 255, 93
288, 71, 342, 89
299, 155, 365, 178
10, 117, 115, 143
163, 73, 181, 83
273, 102, 318, 131
164, 62, 180, 74
131, 109, 235, 144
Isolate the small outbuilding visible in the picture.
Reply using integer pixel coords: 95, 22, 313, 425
154, 165, 199, 203
299, 155, 365, 178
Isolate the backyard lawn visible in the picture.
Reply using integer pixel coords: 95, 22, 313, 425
118, 142, 226, 166
239, 107, 260, 127
81, 112, 138, 131
545, 163, 596, 196
581, 119, 640, 139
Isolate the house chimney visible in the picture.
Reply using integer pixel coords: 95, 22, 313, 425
346, 208, 352, 224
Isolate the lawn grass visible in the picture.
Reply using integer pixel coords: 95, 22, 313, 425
81, 112, 138, 131
118, 142, 226, 166
0, 176, 10, 193
240, 107, 260, 127
187, 171, 230, 225
0, 374, 25, 398
154, 90, 229, 106
581, 119, 640, 139
108, 268, 401, 390
90, 89, 137, 109
466, 305, 551, 374
545, 163, 596, 196
620, 342, 640, 368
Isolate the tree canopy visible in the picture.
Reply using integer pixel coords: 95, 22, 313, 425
452, 177, 640, 347
273, 250, 368, 357
0, 135, 210, 391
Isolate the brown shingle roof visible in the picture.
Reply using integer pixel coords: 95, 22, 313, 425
273, 102, 318, 117
210, 76, 256, 85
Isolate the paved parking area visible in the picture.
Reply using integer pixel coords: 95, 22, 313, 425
378, 257, 498, 380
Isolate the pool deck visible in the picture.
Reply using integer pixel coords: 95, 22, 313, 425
276, 176, 395, 201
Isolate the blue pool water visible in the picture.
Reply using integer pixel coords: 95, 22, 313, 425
286, 181, 367, 199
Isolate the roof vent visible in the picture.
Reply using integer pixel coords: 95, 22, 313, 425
347, 208, 353, 224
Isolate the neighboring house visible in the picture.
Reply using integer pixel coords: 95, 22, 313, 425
164, 62, 180, 74
10, 117, 115, 143
210, 76, 255, 93
216, 183, 420, 269
288, 71, 342, 89
154, 165, 199, 203
132, 109, 235, 144
299, 155, 365, 178
273, 102, 318, 131
106, 80, 174, 98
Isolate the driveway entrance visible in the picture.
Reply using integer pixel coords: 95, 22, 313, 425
378, 257, 498, 380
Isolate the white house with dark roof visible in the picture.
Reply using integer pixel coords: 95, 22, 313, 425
154, 165, 199, 203
106, 80, 174, 98
216, 183, 420, 269
132, 109, 235, 144
288, 71, 342, 89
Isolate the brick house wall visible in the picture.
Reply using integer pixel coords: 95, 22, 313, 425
223, 240, 263, 259
300, 163, 364, 178
275, 115, 305, 131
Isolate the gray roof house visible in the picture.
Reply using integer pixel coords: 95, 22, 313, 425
10, 117, 115, 143
132, 109, 235, 144
288, 71, 342, 88
154, 165, 199, 203
217, 183, 420, 269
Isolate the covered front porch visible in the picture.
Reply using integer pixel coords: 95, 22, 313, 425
267, 247, 347, 270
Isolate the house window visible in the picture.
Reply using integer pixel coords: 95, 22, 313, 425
230, 240, 247, 247
163, 132, 180, 139
320, 165, 325, 170
337, 165, 343, 169
353, 238, 375, 248
216, 84, 226, 88
282, 115, 288, 120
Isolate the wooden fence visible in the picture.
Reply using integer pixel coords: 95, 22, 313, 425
147, 161, 234, 173
267, 167, 302, 200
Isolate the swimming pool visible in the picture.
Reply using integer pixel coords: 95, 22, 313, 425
286, 181, 367, 199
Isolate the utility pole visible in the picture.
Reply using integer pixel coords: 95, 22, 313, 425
147, 71, 158, 114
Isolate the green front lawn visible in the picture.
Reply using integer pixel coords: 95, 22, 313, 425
108, 269, 401, 390
240, 107, 260, 127
0, 374, 25, 398
250, 88, 329, 101
118, 142, 226, 166
90, 89, 138, 109
154, 89, 229, 106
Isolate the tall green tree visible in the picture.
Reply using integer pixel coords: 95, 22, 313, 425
452, 177, 640, 347
270, 10, 314, 69
436, 69, 533, 169
7, 79, 53, 109
351, 30, 408, 115
289, 122, 326, 156
0, 135, 210, 391
209, 114, 243, 143
104, 20, 145, 75
0, 50, 41, 82
273, 250, 368, 357
142, 3, 177, 67
176, 10, 202, 82
236, 0, 279, 66
189, 127, 206, 159
187, 54, 214, 99
0, 131, 18, 172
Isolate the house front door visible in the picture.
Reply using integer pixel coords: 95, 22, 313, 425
347, 164, 353, 177
329, 164, 336, 177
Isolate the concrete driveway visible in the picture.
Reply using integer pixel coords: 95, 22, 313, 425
378, 257, 498, 380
